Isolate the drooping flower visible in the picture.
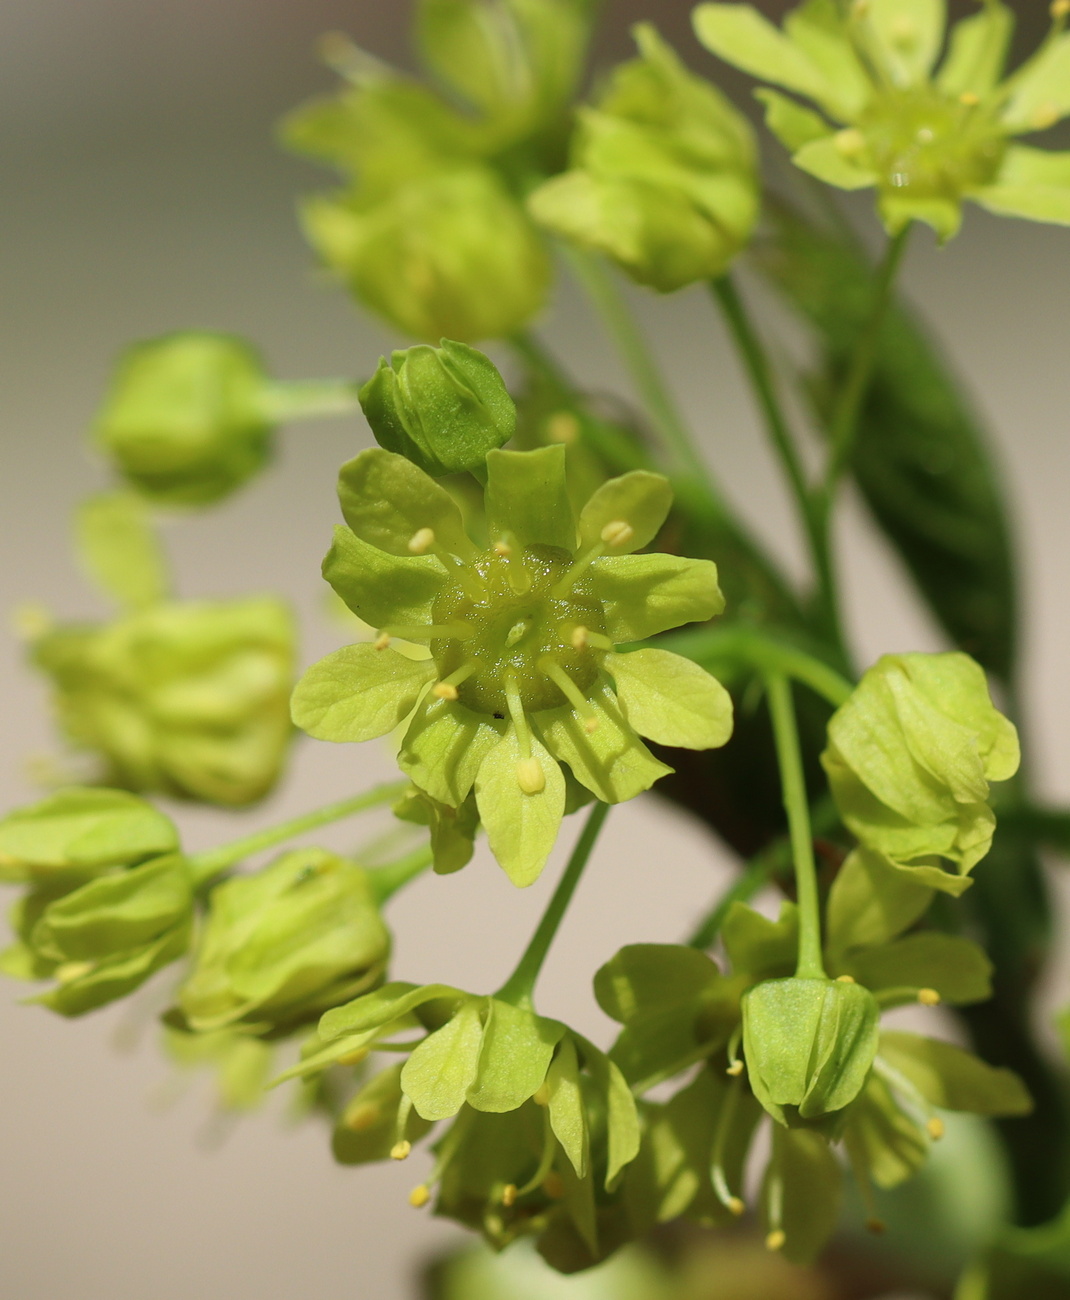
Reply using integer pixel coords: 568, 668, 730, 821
694, 0, 1070, 240
291, 444, 733, 884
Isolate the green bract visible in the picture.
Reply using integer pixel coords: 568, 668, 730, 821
31, 596, 295, 807
94, 333, 273, 506
359, 340, 516, 478
694, 0, 1070, 240
292, 444, 731, 884
177, 848, 390, 1035
529, 24, 759, 291
821, 651, 1019, 893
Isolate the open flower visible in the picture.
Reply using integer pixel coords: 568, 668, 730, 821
292, 444, 732, 885
695, 0, 1070, 240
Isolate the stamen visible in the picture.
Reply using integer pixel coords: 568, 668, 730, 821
408, 528, 436, 555
599, 519, 634, 550
927, 1117, 945, 1141
917, 988, 941, 1006
515, 1108, 559, 1198
766, 1230, 786, 1252
1053, 0, 1070, 19
343, 1103, 379, 1133
433, 661, 478, 701
516, 758, 546, 795
845, 1127, 885, 1238
569, 625, 613, 652
836, 974, 856, 984
537, 656, 599, 732
390, 1141, 411, 1161
504, 672, 534, 761
765, 1132, 786, 1252
552, 543, 604, 599
873, 1057, 945, 1142
383, 621, 473, 642
408, 1184, 431, 1208
959, 91, 980, 107
374, 633, 391, 651
546, 411, 580, 444
726, 1027, 744, 1077
712, 1075, 746, 1216
501, 1184, 518, 1207
494, 532, 532, 595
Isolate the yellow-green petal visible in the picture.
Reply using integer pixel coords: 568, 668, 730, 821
864, 0, 947, 87
793, 135, 880, 191
692, 5, 834, 110
485, 445, 575, 551
936, 1, 1014, 97
291, 643, 435, 742
323, 525, 446, 629
402, 996, 486, 1121
337, 447, 474, 558
593, 553, 724, 642
474, 727, 565, 887
466, 1000, 565, 1112
756, 88, 834, 153
607, 649, 733, 750
577, 471, 672, 554
1001, 33, 1070, 134
399, 695, 504, 807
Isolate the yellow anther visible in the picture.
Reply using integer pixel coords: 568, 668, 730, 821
502, 1184, 518, 1207
56, 961, 93, 983
408, 1184, 431, 1208
533, 1083, 551, 1107
390, 1140, 412, 1161
866, 1218, 887, 1236
836, 974, 857, 984
583, 716, 600, 735
917, 987, 941, 1006
336, 1047, 370, 1067
1031, 103, 1060, 131
493, 539, 512, 558
766, 1229, 787, 1252
959, 91, 981, 107
600, 519, 634, 549
1052, 0, 1070, 18
927, 1117, 945, 1141
542, 1172, 565, 1199
546, 411, 581, 444
726, 1059, 744, 1077
727, 1196, 745, 1217
433, 682, 459, 701
835, 128, 866, 157
374, 633, 391, 651
344, 1104, 379, 1132
517, 758, 546, 794
571, 625, 589, 650
407, 527, 436, 555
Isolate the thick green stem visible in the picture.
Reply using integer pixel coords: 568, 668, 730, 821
765, 674, 825, 979
495, 801, 610, 1008
258, 378, 362, 423
370, 844, 434, 904
187, 780, 409, 886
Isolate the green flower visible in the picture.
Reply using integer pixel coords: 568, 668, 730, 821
529, 24, 759, 291
821, 651, 1020, 893
31, 595, 295, 807
94, 333, 273, 506
292, 444, 732, 884
695, 0, 1070, 240
177, 848, 390, 1036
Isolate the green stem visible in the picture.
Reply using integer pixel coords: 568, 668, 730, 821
561, 246, 727, 514
258, 379, 362, 423
765, 674, 825, 979
370, 844, 434, 904
509, 331, 574, 396
495, 801, 610, 1008
187, 780, 409, 886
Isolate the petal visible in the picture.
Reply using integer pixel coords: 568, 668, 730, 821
485, 445, 575, 551
538, 679, 672, 805
878, 1031, 1032, 1116
577, 471, 673, 554
465, 1000, 564, 1112
290, 643, 435, 742
401, 997, 486, 1121
864, 0, 947, 86
782, 2, 871, 118
839, 932, 992, 1005
756, 89, 834, 153
474, 727, 565, 887
692, 5, 836, 111
323, 525, 446, 629
877, 192, 962, 241
575, 1035, 641, 1188
593, 553, 724, 642
936, 2, 1014, 97
606, 649, 733, 750
975, 146, 1070, 225
337, 447, 475, 558
1001, 33, 1070, 134
546, 1035, 589, 1178
399, 695, 504, 807
793, 136, 879, 191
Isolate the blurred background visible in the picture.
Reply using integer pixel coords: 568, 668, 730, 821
1, 1, 1067, 1296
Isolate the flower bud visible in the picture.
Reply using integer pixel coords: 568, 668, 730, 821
741, 977, 880, 1125
178, 848, 390, 1034
359, 341, 516, 478
31, 596, 295, 808
94, 334, 273, 506
302, 167, 551, 342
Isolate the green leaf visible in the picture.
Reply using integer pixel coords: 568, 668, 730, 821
0, 788, 178, 883
485, 446, 575, 551
751, 198, 1018, 679
402, 996, 486, 1120
399, 695, 504, 807
538, 679, 672, 805
879, 1030, 1033, 1115
722, 900, 798, 981
291, 644, 434, 742
607, 649, 733, 750
1002, 34, 1070, 134
592, 553, 724, 642
826, 848, 934, 955
466, 1000, 564, 1112
844, 1073, 929, 1189
692, 5, 834, 109
337, 448, 474, 558
756, 88, 833, 153
577, 471, 673, 555
841, 932, 992, 1005
323, 525, 447, 630
546, 1035, 589, 1178
333, 1064, 434, 1165
936, 1, 1014, 97
474, 727, 565, 886
762, 1126, 842, 1265
76, 492, 170, 610
865, 0, 947, 86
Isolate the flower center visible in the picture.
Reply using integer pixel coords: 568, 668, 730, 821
431, 544, 608, 715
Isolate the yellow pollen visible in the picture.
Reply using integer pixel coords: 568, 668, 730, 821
433, 682, 459, 701
374, 633, 391, 651
546, 411, 581, 444
959, 91, 981, 107
390, 1140, 412, 1161
408, 1184, 431, 1208
866, 1218, 886, 1236
726, 1060, 744, 1077
917, 987, 941, 1006
517, 758, 546, 794
836, 974, 857, 984
501, 1184, 518, 1207
766, 1229, 787, 1252
1031, 103, 1060, 131
583, 716, 599, 735
337, 1047, 370, 1067
542, 1172, 564, 1199
344, 1104, 379, 1132
533, 1083, 550, 1107
493, 540, 512, 558
407, 527, 436, 555
571, 625, 589, 650
1052, 0, 1070, 17
927, 1117, 945, 1141
835, 128, 866, 157
727, 1196, 745, 1217
600, 519, 634, 549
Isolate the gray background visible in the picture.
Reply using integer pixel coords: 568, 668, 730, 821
1, 2, 1067, 1297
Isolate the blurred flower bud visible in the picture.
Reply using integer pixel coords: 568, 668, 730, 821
359, 341, 516, 477
94, 334, 274, 507
31, 596, 295, 807
741, 977, 880, 1126
529, 24, 759, 291
302, 167, 551, 342
178, 848, 390, 1034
